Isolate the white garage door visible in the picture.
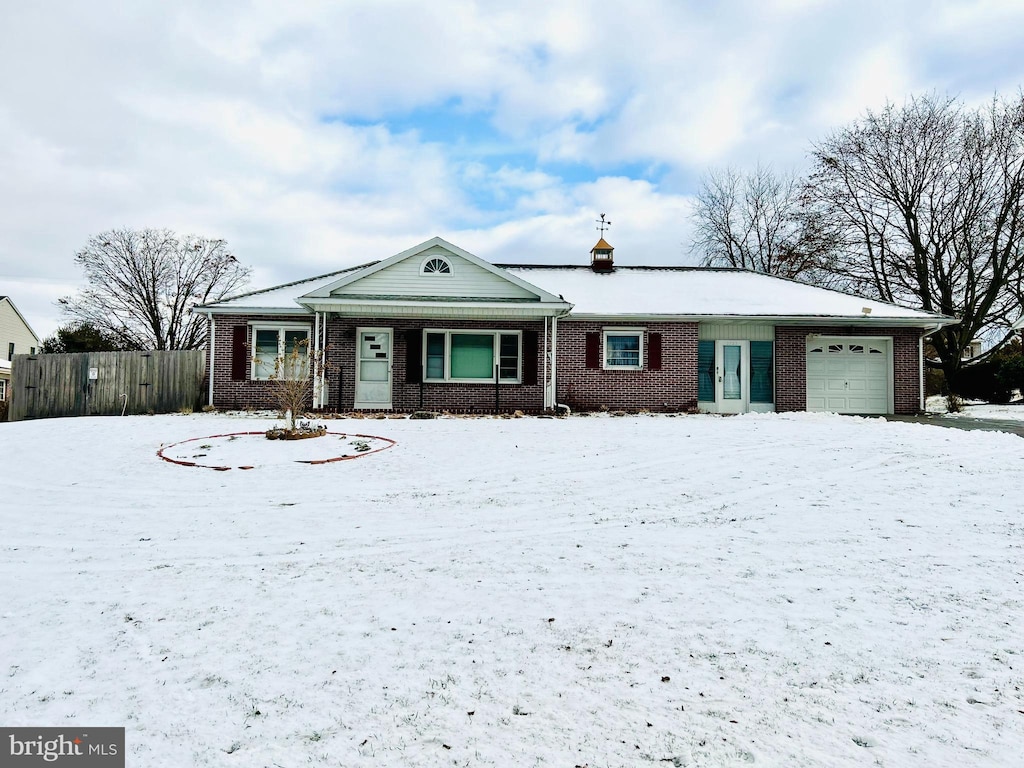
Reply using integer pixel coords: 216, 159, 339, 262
806, 337, 891, 414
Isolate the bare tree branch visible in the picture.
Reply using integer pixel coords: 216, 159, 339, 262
808, 92, 1024, 387
58, 229, 251, 350
689, 165, 844, 286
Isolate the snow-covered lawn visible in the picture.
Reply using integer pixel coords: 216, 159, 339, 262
926, 396, 1024, 422
925, 394, 1024, 420
1, 413, 1022, 767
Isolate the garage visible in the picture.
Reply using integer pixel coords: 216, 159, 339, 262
806, 337, 892, 414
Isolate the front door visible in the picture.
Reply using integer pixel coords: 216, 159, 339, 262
716, 340, 748, 414
354, 328, 392, 409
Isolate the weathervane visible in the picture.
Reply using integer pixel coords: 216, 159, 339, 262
596, 213, 611, 235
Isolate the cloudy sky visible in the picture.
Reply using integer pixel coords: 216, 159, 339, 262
2, 0, 1023, 338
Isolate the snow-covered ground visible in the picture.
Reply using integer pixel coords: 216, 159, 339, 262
926, 395, 1024, 421
1, 412, 1022, 767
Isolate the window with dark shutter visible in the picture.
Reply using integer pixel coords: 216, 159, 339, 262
585, 332, 600, 369
231, 325, 248, 380
405, 329, 423, 384
522, 330, 539, 385
648, 333, 662, 370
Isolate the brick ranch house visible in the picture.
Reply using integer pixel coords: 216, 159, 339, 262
194, 237, 956, 416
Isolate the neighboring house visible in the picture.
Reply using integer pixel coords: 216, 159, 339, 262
194, 237, 956, 416
0, 296, 42, 402
962, 340, 984, 360
0, 358, 9, 404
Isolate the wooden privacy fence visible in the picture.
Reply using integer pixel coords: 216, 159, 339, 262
8, 350, 206, 421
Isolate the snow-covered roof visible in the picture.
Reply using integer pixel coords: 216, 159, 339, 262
500, 266, 949, 322
199, 253, 952, 327
0, 358, 11, 372
198, 264, 375, 311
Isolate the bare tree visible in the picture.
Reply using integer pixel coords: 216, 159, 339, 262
59, 228, 251, 350
808, 92, 1024, 387
690, 165, 842, 284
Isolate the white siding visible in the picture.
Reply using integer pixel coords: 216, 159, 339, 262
0, 300, 41, 358
698, 322, 775, 341
331, 248, 537, 300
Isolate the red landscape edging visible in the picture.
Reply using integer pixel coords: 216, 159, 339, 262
157, 431, 397, 470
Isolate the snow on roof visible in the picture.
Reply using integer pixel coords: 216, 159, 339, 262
501, 266, 946, 320
201, 258, 949, 323
199, 264, 376, 310
0, 358, 11, 372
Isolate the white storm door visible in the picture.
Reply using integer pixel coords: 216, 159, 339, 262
354, 328, 392, 409
716, 340, 748, 414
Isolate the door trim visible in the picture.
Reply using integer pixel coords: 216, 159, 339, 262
354, 327, 393, 410
715, 340, 748, 414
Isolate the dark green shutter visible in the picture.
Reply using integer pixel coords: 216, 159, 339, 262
750, 341, 774, 403
697, 340, 714, 401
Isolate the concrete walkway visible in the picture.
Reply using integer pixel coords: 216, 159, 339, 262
884, 414, 1024, 438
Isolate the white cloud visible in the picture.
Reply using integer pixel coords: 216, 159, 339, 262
1, 0, 1023, 338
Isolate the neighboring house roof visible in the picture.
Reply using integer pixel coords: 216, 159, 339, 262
1012, 315, 1024, 331
196, 238, 955, 328
0, 358, 11, 372
0, 296, 42, 344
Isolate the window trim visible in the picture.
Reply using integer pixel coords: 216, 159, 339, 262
249, 323, 312, 381
602, 328, 645, 371
0, 378, 7, 401
420, 256, 454, 276
422, 328, 522, 384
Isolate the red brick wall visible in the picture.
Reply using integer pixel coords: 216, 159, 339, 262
210, 314, 545, 413
211, 315, 922, 415
210, 314, 314, 410
555, 321, 698, 412
775, 326, 922, 415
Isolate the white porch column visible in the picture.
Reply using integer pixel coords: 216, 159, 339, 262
551, 315, 559, 409
313, 311, 322, 409
207, 315, 215, 407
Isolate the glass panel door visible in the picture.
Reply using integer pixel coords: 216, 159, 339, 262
722, 344, 741, 399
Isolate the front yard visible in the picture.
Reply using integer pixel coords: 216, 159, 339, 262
1, 412, 1021, 766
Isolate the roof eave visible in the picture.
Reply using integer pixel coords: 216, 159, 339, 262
562, 313, 958, 327
299, 297, 572, 316
193, 306, 312, 316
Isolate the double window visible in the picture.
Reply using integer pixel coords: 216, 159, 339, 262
252, 325, 311, 380
424, 330, 520, 383
603, 330, 643, 370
